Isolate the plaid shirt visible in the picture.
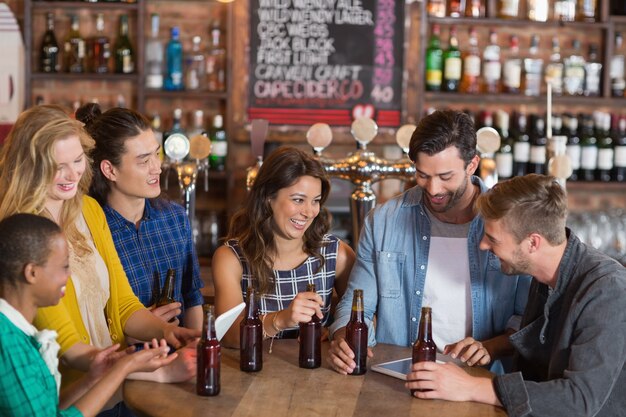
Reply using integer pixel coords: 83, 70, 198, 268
104, 199, 204, 318
0, 313, 82, 417
228, 234, 340, 337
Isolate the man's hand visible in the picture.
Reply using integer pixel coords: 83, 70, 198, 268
327, 327, 373, 375
163, 324, 200, 349
444, 337, 491, 366
158, 342, 197, 383
406, 361, 476, 401
149, 302, 182, 326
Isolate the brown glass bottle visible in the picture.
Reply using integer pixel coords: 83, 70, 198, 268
411, 307, 437, 394
240, 288, 263, 372
156, 268, 176, 307
299, 283, 321, 369
345, 289, 368, 376
197, 305, 220, 396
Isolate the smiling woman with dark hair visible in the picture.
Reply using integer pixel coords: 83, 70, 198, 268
213, 146, 355, 347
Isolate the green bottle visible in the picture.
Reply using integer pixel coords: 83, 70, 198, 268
209, 115, 227, 171
425, 24, 443, 92
114, 14, 134, 74
442, 26, 461, 93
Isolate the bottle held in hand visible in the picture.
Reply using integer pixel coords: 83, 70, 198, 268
345, 289, 368, 375
197, 305, 220, 396
240, 288, 263, 372
299, 283, 321, 369
411, 306, 437, 394
156, 269, 177, 323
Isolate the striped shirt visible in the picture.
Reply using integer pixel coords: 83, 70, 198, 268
104, 199, 204, 319
227, 234, 340, 336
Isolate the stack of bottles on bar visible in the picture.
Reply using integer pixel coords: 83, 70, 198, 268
463, 110, 626, 182
39, 11, 227, 93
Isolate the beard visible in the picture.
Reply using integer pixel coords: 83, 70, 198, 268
500, 246, 531, 276
424, 175, 470, 214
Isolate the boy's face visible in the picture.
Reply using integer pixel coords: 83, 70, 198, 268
33, 234, 70, 307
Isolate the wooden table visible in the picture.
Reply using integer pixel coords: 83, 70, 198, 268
124, 340, 507, 417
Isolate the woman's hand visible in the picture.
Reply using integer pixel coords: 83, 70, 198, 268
279, 290, 324, 329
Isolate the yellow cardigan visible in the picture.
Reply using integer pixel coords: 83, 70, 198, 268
34, 195, 145, 386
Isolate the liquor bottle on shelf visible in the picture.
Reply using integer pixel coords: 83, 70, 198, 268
299, 283, 322, 369
554, 0, 576, 21
114, 14, 134, 74
523, 35, 543, 97
614, 116, 626, 182
545, 36, 563, 96
209, 115, 227, 171
528, 115, 547, 175
498, 0, 520, 18
425, 24, 443, 92
164, 108, 184, 143
611, 32, 625, 98
579, 114, 598, 181
345, 289, 368, 376
512, 112, 530, 177
185, 36, 206, 91
151, 113, 165, 162
503, 35, 522, 94
427, 0, 446, 17
442, 26, 461, 93
40, 12, 59, 73
576, 0, 597, 22
188, 109, 205, 139
447, 0, 465, 17
596, 113, 614, 182
482, 30, 501, 94
495, 110, 513, 180
64, 14, 85, 73
460, 27, 480, 94
527, 0, 549, 22
197, 305, 221, 396
563, 113, 581, 181
584, 44, 602, 97
240, 288, 263, 372
411, 307, 436, 394
145, 13, 164, 89
563, 39, 585, 96
465, 0, 485, 17
164, 26, 184, 91
206, 22, 226, 92
552, 113, 563, 137
88, 13, 110, 74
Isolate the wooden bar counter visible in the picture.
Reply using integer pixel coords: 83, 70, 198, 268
124, 339, 507, 417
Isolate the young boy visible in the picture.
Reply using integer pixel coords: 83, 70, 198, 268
0, 213, 176, 417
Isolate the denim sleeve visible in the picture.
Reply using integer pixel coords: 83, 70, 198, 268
496, 275, 626, 417
329, 211, 377, 346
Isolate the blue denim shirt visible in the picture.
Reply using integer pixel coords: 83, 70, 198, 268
330, 177, 531, 351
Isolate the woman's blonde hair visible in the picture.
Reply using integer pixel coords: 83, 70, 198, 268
0, 105, 95, 256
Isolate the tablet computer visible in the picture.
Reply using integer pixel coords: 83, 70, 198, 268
371, 353, 465, 380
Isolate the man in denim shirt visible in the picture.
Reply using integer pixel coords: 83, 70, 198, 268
407, 174, 626, 417
328, 110, 530, 374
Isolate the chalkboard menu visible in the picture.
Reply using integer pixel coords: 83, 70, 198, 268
248, 0, 404, 127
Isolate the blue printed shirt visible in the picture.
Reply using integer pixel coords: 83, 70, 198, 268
104, 199, 204, 319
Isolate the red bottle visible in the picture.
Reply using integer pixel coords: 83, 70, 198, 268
240, 288, 263, 372
299, 283, 321, 369
197, 305, 220, 396
345, 289, 368, 375
411, 306, 437, 394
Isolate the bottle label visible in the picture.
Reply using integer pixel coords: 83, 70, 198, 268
513, 141, 530, 162
463, 55, 481, 77
566, 145, 581, 169
580, 147, 598, 169
146, 74, 164, 89
496, 152, 513, 178
615, 146, 626, 167
426, 69, 442, 86
123, 55, 134, 73
499, 0, 520, 17
530, 145, 546, 163
211, 141, 228, 157
444, 57, 462, 80
584, 64, 602, 95
545, 64, 563, 91
503, 61, 521, 88
597, 148, 615, 170
610, 56, 625, 80
483, 61, 501, 82
564, 66, 585, 95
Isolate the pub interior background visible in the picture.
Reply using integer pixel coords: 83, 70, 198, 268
2, 0, 626, 277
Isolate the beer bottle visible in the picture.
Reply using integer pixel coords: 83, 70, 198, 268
156, 268, 176, 307
345, 289, 368, 376
299, 283, 321, 369
240, 288, 263, 372
411, 306, 437, 394
197, 305, 220, 396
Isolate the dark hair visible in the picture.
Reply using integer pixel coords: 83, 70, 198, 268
475, 174, 568, 245
227, 146, 331, 295
0, 214, 62, 288
76, 103, 151, 206
408, 110, 477, 166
